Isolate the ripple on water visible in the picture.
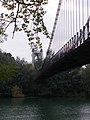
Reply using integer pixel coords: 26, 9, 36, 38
0, 98, 90, 120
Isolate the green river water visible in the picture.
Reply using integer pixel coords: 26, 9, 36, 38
0, 97, 90, 120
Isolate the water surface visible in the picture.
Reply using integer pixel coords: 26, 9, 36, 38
0, 97, 90, 120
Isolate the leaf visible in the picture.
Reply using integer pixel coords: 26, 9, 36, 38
0, 0, 49, 50
28, 37, 34, 41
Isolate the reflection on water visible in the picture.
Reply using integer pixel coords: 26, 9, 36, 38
0, 98, 90, 120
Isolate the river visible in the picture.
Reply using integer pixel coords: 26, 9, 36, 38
0, 97, 90, 120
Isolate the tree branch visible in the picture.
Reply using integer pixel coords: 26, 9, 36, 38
15, 0, 40, 6
12, 3, 20, 38
0, 18, 11, 22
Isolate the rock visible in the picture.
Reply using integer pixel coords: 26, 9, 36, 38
11, 85, 24, 98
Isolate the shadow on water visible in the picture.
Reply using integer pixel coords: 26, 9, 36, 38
0, 97, 90, 120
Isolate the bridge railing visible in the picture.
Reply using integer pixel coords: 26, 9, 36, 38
41, 17, 90, 71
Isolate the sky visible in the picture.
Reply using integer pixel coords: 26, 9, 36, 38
51, 0, 90, 53
0, 0, 90, 63
0, 0, 58, 63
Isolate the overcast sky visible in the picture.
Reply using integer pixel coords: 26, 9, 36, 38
0, 0, 58, 63
0, 0, 90, 63
51, 0, 90, 53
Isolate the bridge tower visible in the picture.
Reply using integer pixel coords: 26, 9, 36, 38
32, 44, 43, 69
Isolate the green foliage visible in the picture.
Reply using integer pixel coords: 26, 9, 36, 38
80, 65, 90, 94
0, 49, 90, 97
0, 49, 35, 97
0, 0, 49, 49
35, 67, 89, 97
0, 64, 17, 81
0, 51, 15, 64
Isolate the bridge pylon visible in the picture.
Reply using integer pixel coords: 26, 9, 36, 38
32, 44, 43, 70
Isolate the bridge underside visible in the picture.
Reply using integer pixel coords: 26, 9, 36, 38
36, 38, 90, 80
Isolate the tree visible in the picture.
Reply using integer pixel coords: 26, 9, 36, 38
0, 49, 35, 96
0, 0, 49, 49
80, 65, 90, 95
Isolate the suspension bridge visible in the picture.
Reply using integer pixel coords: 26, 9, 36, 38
35, 0, 90, 80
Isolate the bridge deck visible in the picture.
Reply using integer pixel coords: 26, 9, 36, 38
36, 37, 90, 80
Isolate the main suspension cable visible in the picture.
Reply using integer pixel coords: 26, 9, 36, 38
46, 0, 62, 58
87, 0, 89, 19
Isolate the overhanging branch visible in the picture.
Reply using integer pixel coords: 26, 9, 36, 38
15, 0, 41, 6
12, 3, 20, 38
